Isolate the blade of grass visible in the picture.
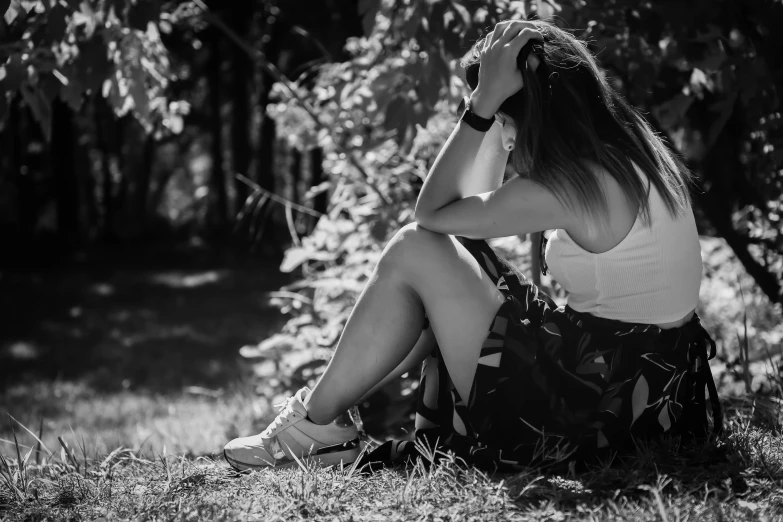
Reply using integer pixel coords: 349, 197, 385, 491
58, 436, 80, 473
80, 434, 88, 475
21, 444, 33, 469
35, 417, 43, 466
0, 454, 23, 501
281, 441, 309, 473
6, 413, 53, 458
737, 277, 752, 393
7, 416, 25, 489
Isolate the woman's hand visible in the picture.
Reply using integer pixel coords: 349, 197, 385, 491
471, 20, 543, 118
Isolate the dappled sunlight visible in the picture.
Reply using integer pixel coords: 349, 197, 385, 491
0, 261, 285, 395
1, 341, 40, 360
89, 283, 116, 296
148, 270, 228, 289
0, 379, 269, 459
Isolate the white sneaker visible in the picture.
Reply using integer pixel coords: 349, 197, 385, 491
224, 388, 362, 471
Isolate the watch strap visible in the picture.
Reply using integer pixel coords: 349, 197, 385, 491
460, 96, 495, 132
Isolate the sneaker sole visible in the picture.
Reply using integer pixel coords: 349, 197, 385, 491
224, 438, 362, 471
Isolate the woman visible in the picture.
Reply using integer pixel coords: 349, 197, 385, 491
224, 19, 721, 471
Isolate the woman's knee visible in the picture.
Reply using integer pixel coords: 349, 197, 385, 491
378, 223, 453, 274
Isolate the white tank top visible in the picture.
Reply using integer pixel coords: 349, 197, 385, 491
544, 182, 702, 324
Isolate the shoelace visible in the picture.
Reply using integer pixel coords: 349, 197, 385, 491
267, 396, 297, 433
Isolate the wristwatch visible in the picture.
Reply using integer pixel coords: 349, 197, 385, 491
459, 95, 495, 132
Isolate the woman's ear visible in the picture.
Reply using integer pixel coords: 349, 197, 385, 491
500, 120, 517, 151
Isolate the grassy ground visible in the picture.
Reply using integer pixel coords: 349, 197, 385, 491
0, 243, 286, 459
1, 408, 782, 521
1, 238, 782, 520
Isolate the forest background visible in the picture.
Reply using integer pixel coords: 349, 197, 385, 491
0, 0, 782, 475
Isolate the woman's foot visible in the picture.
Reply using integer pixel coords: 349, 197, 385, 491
223, 388, 362, 471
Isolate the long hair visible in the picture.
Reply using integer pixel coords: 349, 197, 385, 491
462, 20, 693, 226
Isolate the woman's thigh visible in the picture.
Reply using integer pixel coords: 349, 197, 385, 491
382, 224, 505, 401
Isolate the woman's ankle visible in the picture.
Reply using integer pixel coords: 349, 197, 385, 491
305, 408, 341, 426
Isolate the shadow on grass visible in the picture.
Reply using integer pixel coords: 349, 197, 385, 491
0, 242, 289, 394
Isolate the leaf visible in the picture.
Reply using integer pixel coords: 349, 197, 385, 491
20, 0, 39, 13
370, 216, 390, 242
3, 0, 20, 24
383, 95, 411, 145
652, 93, 693, 129
358, 0, 380, 37
45, 2, 67, 42
60, 73, 84, 111
450, 1, 470, 28
38, 72, 60, 103
4, 53, 25, 92
304, 181, 331, 201
20, 83, 51, 141
630, 375, 649, 425
102, 0, 124, 18
693, 50, 725, 73
0, 0, 10, 19
280, 246, 311, 273
240, 334, 298, 359
129, 68, 149, 121
71, 1, 97, 37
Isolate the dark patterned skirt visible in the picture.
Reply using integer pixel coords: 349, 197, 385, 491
359, 237, 722, 471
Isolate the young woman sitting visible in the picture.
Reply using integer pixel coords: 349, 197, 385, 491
224, 19, 721, 471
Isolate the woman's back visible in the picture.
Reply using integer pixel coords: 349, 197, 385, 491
545, 169, 702, 326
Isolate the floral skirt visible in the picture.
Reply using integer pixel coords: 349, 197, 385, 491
359, 237, 722, 471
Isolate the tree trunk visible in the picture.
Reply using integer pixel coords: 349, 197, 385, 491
309, 146, 326, 233
696, 190, 781, 303
51, 99, 78, 247
94, 98, 116, 241
696, 107, 781, 303
136, 129, 155, 231
208, 27, 228, 229
116, 116, 128, 232
10, 98, 34, 239
252, 5, 281, 249
230, 2, 252, 212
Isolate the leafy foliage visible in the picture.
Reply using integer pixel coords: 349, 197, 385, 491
0, 0, 187, 138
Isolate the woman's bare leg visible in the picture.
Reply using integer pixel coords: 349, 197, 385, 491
304, 224, 504, 424
355, 327, 436, 404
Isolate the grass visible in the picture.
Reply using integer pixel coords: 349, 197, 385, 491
0, 405, 781, 521
1, 238, 782, 520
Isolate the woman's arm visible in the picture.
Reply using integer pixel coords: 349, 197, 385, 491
415, 115, 509, 223
415, 20, 542, 228
416, 175, 573, 240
